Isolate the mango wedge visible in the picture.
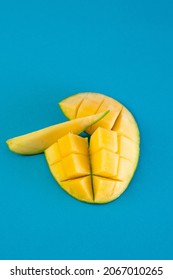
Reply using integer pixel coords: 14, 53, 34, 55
6, 111, 109, 155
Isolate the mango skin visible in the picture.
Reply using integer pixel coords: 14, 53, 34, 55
6, 111, 109, 155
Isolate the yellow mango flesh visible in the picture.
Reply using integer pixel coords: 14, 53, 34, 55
45, 126, 139, 203
90, 127, 118, 154
59, 93, 88, 119
45, 133, 93, 203
59, 92, 123, 134
91, 149, 119, 179
118, 135, 139, 164
58, 133, 88, 157
93, 176, 129, 203
77, 93, 105, 118
51, 154, 90, 181
6, 111, 108, 155
112, 107, 139, 143
61, 176, 93, 202
59, 93, 139, 146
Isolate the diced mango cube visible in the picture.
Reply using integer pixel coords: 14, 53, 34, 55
112, 107, 139, 143
58, 132, 88, 157
61, 154, 90, 180
118, 135, 139, 164
50, 161, 66, 182
45, 142, 61, 165
87, 97, 122, 134
112, 180, 129, 200
93, 176, 129, 203
61, 176, 93, 202
93, 176, 116, 203
91, 149, 119, 179
77, 93, 104, 118
59, 93, 87, 119
90, 127, 118, 154
116, 157, 133, 181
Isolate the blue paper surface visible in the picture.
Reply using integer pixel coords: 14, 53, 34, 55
0, 0, 173, 260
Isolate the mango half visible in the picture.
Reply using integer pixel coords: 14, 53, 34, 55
46, 92, 140, 203
45, 127, 139, 204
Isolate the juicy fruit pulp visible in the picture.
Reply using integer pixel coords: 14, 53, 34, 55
6, 111, 108, 155
45, 127, 139, 203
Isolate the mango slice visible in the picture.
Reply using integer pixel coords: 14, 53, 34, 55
6, 111, 108, 155
45, 126, 139, 204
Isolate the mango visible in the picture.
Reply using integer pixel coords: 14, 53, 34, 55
57, 92, 139, 203
6, 111, 108, 155
45, 126, 139, 203
7, 92, 139, 204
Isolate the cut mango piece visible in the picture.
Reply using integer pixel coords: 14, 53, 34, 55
59, 93, 88, 119
6, 110, 108, 155
76, 93, 104, 118
86, 97, 122, 134
48, 154, 90, 182
93, 176, 130, 203
93, 176, 116, 203
58, 133, 88, 157
118, 135, 139, 164
45, 142, 61, 165
49, 161, 66, 182
45, 133, 91, 182
61, 154, 90, 180
116, 157, 133, 181
59, 92, 123, 134
61, 176, 93, 203
111, 181, 130, 201
91, 149, 119, 179
90, 127, 118, 154
45, 124, 139, 204
112, 107, 139, 143
45, 133, 92, 202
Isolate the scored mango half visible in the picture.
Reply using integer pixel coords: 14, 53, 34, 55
45, 126, 139, 203
44, 92, 140, 203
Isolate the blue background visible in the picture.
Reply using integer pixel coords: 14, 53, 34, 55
0, 0, 173, 260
